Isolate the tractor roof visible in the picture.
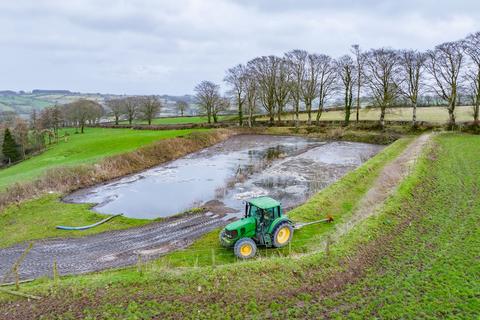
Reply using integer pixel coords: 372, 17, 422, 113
248, 196, 281, 209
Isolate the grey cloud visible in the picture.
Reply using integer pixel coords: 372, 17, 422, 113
0, 0, 479, 95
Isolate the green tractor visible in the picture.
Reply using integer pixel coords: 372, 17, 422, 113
220, 196, 294, 259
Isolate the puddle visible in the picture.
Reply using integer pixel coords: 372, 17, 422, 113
64, 135, 384, 219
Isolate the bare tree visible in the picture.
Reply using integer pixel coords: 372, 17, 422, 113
364, 48, 402, 128
352, 44, 366, 122
65, 99, 103, 133
13, 117, 29, 158
464, 32, 480, 123
426, 41, 465, 127
122, 97, 139, 125
106, 98, 125, 125
213, 96, 230, 123
315, 54, 337, 124
139, 96, 162, 125
399, 50, 427, 127
244, 67, 258, 127
176, 100, 188, 117
249, 56, 278, 124
274, 57, 291, 123
224, 64, 247, 126
337, 55, 356, 125
285, 50, 308, 126
301, 53, 321, 125
194, 81, 221, 124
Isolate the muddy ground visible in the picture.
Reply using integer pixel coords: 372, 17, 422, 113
0, 211, 232, 283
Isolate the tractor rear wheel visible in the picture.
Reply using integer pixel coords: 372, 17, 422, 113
272, 222, 293, 248
234, 238, 257, 259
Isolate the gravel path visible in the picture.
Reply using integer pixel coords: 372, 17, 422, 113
0, 212, 229, 283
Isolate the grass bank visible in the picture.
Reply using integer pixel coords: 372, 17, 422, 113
1, 134, 476, 319
0, 194, 151, 248
0, 127, 207, 189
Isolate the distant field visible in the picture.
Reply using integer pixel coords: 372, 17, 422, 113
264, 106, 475, 123
0, 127, 206, 189
119, 115, 236, 125
0, 95, 51, 113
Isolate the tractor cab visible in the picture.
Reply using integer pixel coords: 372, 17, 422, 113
220, 196, 293, 259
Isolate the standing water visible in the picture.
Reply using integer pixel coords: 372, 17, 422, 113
64, 135, 383, 219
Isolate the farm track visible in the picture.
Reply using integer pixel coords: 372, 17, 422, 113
0, 212, 229, 283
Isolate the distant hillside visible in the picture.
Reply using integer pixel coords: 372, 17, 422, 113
0, 91, 198, 117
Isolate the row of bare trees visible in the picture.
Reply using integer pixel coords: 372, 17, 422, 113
204, 31, 480, 128
106, 96, 163, 125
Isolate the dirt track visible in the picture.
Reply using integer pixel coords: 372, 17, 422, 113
0, 211, 229, 283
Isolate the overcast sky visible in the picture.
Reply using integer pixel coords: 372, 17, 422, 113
1, 0, 479, 95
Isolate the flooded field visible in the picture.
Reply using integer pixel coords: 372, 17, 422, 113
65, 135, 384, 219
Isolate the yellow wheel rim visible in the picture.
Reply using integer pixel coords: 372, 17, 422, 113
240, 243, 253, 256
276, 227, 291, 244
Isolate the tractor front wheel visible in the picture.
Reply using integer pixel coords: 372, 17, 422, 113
272, 222, 294, 248
234, 238, 257, 259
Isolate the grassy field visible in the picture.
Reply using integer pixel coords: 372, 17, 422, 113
1, 133, 477, 319
119, 115, 236, 125
0, 132, 478, 320
265, 106, 475, 123
0, 127, 206, 189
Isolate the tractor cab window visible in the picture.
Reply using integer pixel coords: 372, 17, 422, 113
246, 204, 259, 218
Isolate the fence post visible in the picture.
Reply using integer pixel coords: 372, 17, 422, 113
137, 255, 143, 276
211, 249, 215, 268
53, 257, 59, 284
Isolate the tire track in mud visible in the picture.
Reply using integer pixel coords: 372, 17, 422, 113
0, 212, 230, 283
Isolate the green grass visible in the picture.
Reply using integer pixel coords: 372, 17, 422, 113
1, 133, 478, 320
319, 133, 480, 318
0, 194, 150, 248
0, 127, 206, 189
260, 106, 476, 123
119, 115, 236, 125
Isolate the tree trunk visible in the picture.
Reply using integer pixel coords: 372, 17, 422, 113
344, 90, 351, 126
248, 106, 252, 128
412, 101, 417, 127
356, 81, 360, 123
81, 123, 85, 134
115, 115, 119, 125
238, 93, 243, 126
316, 103, 323, 125
379, 107, 386, 129
294, 101, 299, 127
306, 103, 312, 125
448, 106, 456, 128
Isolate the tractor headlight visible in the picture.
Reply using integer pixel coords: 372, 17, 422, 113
225, 229, 238, 239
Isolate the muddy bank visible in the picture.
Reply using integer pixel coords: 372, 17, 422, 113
66, 135, 383, 219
